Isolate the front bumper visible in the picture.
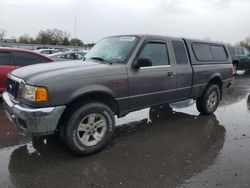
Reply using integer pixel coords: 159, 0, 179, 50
2, 92, 65, 135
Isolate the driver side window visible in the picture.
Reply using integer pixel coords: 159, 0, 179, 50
139, 42, 169, 66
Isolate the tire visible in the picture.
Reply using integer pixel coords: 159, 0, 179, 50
196, 84, 220, 115
64, 102, 115, 155
196, 99, 203, 113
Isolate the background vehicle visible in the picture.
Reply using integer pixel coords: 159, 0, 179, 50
3, 35, 233, 155
48, 51, 86, 61
228, 46, 250, 72
36, 47, 68, 52
0, 47, 54, 96
34, 49, 59, 55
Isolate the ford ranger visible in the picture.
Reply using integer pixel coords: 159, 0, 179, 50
3, 35, 233, 155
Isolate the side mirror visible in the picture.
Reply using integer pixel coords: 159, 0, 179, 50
133, 58, 152, 69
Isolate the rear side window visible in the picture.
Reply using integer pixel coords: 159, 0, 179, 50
172, 41, 189, 64
139, 43, 169, 66
192, 43, 228, 62
13, 52, 51, 66
210, 46, 227, 61
0, 52, 12, 65
192, 43, 214, 61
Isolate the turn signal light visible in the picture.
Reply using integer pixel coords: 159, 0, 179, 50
35, 87, 48, 102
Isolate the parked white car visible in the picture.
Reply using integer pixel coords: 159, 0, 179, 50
34, 49, 59, 55
48, 51, 87, 61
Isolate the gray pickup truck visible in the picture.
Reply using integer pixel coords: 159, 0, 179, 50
3, 35, 233, 155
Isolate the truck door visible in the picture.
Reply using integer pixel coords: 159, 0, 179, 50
171, 40, 193, 100
128, 39, 177, 110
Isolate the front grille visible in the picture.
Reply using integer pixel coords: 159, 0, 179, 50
6, 77, 20, 99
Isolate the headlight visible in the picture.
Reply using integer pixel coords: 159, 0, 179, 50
21, 84, 49, 102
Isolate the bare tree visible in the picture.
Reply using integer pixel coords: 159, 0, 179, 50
0, 29, 7, 42
69, 38, 84, 46
36, 29, 70, 45
18, 34, 34, 43
240, 35, 250, 51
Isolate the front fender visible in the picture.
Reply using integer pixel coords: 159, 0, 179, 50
68, 84, 116, 104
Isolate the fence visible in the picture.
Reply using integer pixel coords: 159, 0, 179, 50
0, 42, 91, 51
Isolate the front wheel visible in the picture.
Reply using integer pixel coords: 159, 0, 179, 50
64, 102, 115, 155
196, 84, 220, 115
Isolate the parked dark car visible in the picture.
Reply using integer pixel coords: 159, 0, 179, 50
0, 47, 54, 96
228, 46, 250, 72
3, 35, 233, 155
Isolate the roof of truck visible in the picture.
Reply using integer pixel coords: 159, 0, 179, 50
103, 34, 226, 45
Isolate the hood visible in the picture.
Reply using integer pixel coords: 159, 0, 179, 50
11, 60, 125, 85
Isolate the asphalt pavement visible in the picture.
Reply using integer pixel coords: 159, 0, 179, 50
0, 75, 250, 188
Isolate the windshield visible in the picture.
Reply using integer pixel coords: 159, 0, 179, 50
85, 36, 139, 64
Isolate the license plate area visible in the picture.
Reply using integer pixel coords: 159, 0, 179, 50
3, 102, 15, 123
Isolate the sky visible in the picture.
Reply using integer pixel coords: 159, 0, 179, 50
0, 0, 250, 44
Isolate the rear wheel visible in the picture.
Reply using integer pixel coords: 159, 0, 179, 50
196, 84, 220, 115
64, 102, 115, 155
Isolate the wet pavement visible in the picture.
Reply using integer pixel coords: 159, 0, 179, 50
0, 75, 250, 188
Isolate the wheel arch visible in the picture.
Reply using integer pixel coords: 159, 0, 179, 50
233, 59, 239, 65
57, 91, 120, 130
206, 76, 223, 99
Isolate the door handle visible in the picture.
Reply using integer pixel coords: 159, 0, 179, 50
167, 72, 175, 77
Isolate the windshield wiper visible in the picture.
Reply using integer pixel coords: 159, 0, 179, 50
89, 57, 112, 65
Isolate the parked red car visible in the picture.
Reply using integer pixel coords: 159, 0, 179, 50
0, 47, 54, 96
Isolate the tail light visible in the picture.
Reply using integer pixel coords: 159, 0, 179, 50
231, 67, 236, 76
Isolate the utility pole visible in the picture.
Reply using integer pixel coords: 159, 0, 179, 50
74, 16, 76, 38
